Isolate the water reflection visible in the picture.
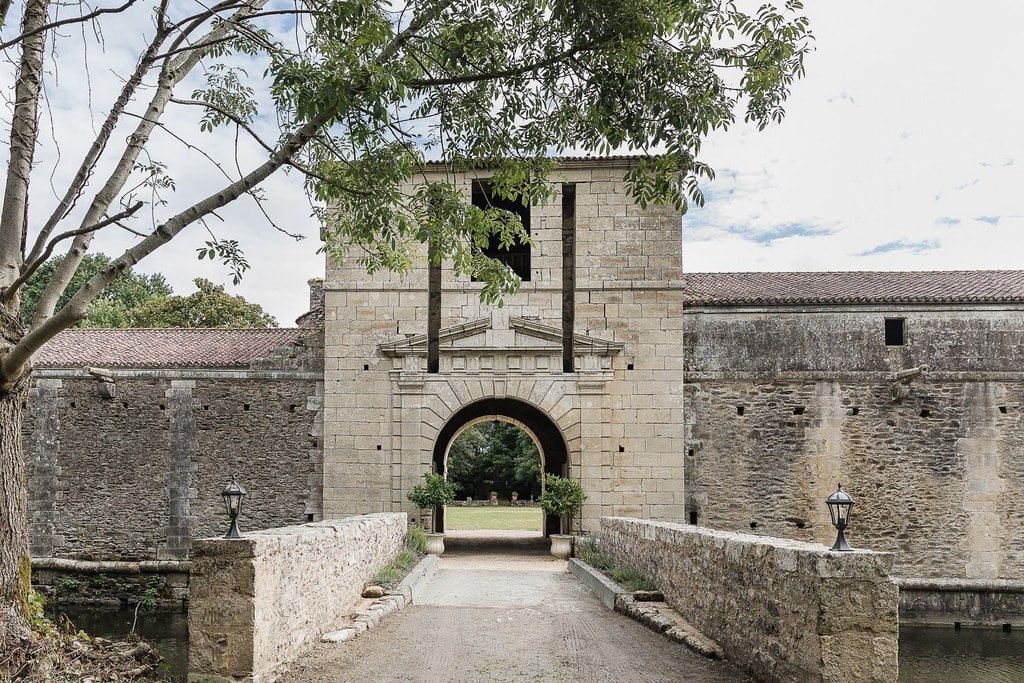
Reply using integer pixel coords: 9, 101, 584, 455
44, 604, 188, 682
900, 625, 1024, 683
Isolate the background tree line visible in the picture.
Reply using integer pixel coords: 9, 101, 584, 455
447, 422, 542, 500
21, 254, 275, 328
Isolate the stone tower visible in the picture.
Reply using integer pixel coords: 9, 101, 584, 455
322, 157, 686, 532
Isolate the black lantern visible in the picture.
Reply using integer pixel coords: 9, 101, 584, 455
826, 483, 855, 551
221, 476, 246, 539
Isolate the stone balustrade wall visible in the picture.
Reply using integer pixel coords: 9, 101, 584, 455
599, 517, 899, 683
188, 513, 406, 683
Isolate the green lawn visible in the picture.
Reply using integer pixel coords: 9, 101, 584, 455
445, 505, 543, 531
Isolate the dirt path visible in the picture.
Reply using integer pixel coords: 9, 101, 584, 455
279, 532, 749, 682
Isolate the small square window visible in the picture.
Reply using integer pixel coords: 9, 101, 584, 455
885, 318, 906, 346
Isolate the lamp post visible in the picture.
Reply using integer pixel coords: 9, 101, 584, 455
221, 476, 247, 539
826, 483, 855, 551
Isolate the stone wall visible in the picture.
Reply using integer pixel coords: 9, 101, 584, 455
323, 159, 686, 530
188, 513, 406, 683
25, 341, 323, 563
31, 558, 190, 608
897, 578, 1024, 626
599, 516, 898, 683
684, 305, 1024, 581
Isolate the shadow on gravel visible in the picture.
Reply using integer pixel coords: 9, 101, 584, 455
441, 529, 549, 558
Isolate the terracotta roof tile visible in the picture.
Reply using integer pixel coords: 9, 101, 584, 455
683, 271, 1024, 306
35, 328, 309, 369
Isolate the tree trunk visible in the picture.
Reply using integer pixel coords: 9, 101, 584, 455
0, 310, 30, 652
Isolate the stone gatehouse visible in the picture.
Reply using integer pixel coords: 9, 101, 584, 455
322, 157, 687, 533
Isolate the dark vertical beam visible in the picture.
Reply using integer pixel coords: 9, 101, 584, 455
561, 183, 576, 373
428, 258, 440, 374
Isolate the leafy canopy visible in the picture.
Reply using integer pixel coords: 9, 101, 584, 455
125, 278, 277, 328
20, 254, 172, 329
257, 0, 812, 302
447, 422, 541, 500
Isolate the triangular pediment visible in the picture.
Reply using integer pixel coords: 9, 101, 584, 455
378, 317, 623, 357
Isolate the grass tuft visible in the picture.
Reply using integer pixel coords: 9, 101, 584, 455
370, 528, 429, 590
405, 525, 427, 553
576, 535, 655, 592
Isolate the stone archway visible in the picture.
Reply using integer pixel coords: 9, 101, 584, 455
431, 397, 569, 535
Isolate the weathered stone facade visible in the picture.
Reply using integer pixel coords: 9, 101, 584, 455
322, 158, 687, 531
683, 278, 1024, 583
25, 326, 324, 565
188, 513, 405, 682
599, 516, 899, 683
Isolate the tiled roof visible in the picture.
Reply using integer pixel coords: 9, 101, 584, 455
683, 271, 1024, 306
35, 328, 309, 369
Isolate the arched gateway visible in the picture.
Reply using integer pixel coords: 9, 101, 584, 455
432, 398, 568, 534
321, 158, 687, 533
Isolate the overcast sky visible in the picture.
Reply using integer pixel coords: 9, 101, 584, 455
684, 3, 1024, 276
12, 2, 1023, 325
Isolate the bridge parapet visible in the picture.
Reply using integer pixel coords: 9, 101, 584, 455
599, 517, 898, 683
187, 513, 406, 682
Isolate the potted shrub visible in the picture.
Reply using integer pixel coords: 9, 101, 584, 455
539, 474, 587, 559
407, 472, 456, 555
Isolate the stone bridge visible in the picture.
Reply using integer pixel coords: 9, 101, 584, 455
188, 514, 898, 683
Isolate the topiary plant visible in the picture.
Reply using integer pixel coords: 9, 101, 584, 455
539, 474, 586, 533
407, 472, 456, 515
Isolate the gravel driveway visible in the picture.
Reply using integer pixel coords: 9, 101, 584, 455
279, 531, 748, 682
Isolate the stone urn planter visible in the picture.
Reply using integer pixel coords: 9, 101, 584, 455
407, 472, 456, 556
539, 475, 587, 560
425, 532, 445, 556
549, 534, 573, 560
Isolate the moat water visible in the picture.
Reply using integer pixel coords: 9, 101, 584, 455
899, 625, 1024, 682
44, 606, 1024, 681
45, 605, 189, 682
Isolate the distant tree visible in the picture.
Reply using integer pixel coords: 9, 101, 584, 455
125, 278, 276, 328
447, 422, 541, 499
20, 254, 171, 328
447, 425, 489, 498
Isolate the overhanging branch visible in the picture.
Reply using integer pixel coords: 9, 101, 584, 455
3, 201, 145, 304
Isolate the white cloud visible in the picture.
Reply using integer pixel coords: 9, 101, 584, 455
686, 1, 1024, 274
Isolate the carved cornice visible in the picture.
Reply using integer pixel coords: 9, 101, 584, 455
378, 317, 624, 358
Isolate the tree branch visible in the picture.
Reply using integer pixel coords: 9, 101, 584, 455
3, 0, 456, 386
5, 110, 332, 382
0, 0, 13, 30
0, 0, 141, 51
30, 0, 270, 326
2, 202, 144, 302
406, 35, 614, 88
171, 97, 277, 154
24, 18, 170, 271
0, 0, 49, 289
